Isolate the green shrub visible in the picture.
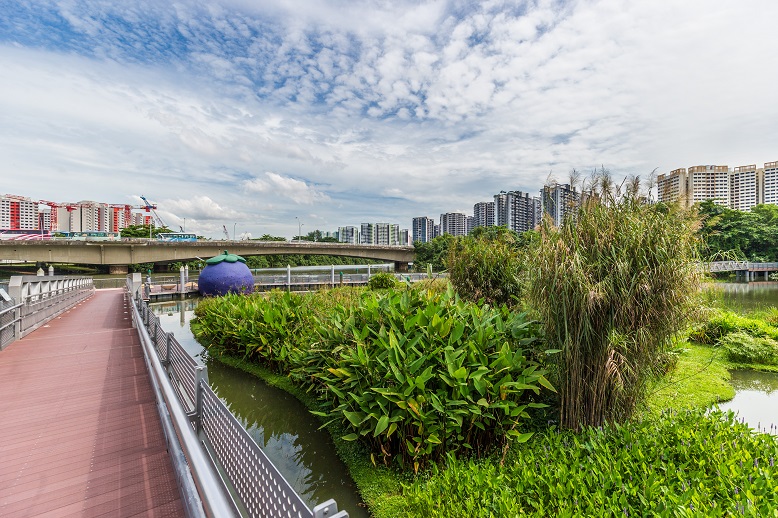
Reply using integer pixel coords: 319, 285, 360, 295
193, 286, 555, 471
401, 409, 778, 516
367, 272, 399, 290
688, 309, 778, 345
719, 331, 778, 365
312, 287, 552, 471
448, 226, 525, 307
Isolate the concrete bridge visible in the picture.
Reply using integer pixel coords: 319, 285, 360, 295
0, 240, 415, 274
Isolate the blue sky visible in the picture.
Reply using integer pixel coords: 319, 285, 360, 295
2, 0, 777, 239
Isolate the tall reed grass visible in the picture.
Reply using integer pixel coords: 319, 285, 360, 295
527, 173, 702, 429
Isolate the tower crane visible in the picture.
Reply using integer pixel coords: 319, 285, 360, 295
222, 225, 230, 240
139, 195, 167, 229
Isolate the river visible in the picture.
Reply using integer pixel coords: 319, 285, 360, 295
151, 300, 369, 518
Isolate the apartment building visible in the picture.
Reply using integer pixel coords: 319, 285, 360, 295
764, 162, 778, 205
412, 216, 435, 243
494, 191, 541, 233
730, 165, 763, 212
0, 195, 39, 230
338, 226, 359, 244
658, 162, 777, 211
439, 212, 468, 237
540, 183, 579, 227
473, 201, 495, 229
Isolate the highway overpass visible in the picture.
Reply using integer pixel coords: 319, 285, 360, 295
0, 240, 415, 273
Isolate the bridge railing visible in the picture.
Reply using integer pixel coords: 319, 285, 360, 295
126, 277, 348, 518
0, 275, 93, 349
708, 261, 778, 272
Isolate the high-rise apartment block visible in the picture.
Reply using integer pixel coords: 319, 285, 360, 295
439, 212, 468, 237
1, 195, 39, 230
540, 184, 578, 227
412, 216, 435, 243
494, 191, 540, 233
658, 161, 777, 211
473, 201, 495, 229
358, 222, 402, 245
338, 226, 359, 244
765, 162, 778, 206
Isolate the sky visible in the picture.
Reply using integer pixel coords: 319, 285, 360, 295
1, 0, 777, 239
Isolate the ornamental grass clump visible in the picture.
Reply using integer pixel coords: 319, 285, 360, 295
527, 172, 702, 430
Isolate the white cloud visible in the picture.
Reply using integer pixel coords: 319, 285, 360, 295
243, 172, 330, 205
1, 0, 777, 239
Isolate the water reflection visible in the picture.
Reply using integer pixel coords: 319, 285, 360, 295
707, 282, 778, 313
718, 370, 778, 436
149, 299, 368, 517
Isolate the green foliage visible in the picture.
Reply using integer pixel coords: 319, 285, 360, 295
405, 410, 778, 518
448, 226, 525, 307
120, 224, 173, 238
526, 173, 702, 430
253, 234, 287, 241
366, 272, 399, 290
688, 309, 778, 345
401, 409, 778, 517
312, 287, 550, 470
192, 286, 552, 471
719, 332, 778, 365
698, 200, 778, 261
243, 254, 383, 269
413, 234, 457, 272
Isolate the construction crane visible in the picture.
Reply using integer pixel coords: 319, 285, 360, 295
222, 225, 230, 240
39, 200, 77, 233
139, 195, 166, 229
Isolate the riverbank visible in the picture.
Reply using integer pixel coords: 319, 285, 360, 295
192, 286, 778, 517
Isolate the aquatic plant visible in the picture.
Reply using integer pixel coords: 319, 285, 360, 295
401, 408, 778, 516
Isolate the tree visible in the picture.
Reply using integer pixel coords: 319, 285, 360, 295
413, 234, 456, 272
120, 225, 173, 238
527, 174, 702, 430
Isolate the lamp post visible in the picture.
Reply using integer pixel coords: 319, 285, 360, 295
296, 217, 303, 242
233, 222, 237, 241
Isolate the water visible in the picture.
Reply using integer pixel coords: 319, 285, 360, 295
150, 300, 368, 518
718, 370, 778, 436
709, 281, 778, 313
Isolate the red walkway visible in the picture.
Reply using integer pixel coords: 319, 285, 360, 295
0, 289, 184, 517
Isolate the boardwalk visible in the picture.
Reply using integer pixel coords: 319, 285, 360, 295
0, 289, 184, 517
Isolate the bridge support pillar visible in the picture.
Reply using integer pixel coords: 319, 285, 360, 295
394, 261, 409, 273
109, 265, 129, 275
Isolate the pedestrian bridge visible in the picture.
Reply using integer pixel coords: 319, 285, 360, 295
0, 275, 349, 517
0, 240, 415, 273
707, 261, 778, 281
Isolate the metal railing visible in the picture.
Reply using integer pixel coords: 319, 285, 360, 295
0, 275, 94, 349
708, 261, 778, 272
127, 276, 348, 518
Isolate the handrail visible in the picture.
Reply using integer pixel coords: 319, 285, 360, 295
1, 275, 94, 349
126, 276, 349, 518
130, 292, 235, 517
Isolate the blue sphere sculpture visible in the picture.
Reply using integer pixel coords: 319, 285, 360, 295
198, 250, 254, 296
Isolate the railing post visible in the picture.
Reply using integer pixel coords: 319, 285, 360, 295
193, 366, 208, 433
164, 332, 173, 367
313, 500, 348, 518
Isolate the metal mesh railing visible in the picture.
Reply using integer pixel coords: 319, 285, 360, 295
128, 281, 347, 518
200, 386, 310, 518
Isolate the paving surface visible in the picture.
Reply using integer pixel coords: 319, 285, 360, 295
0, 289, 184, 517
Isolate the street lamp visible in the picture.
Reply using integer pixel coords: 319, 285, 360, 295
233, 222, 237, 241
295, 217, 303, 242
